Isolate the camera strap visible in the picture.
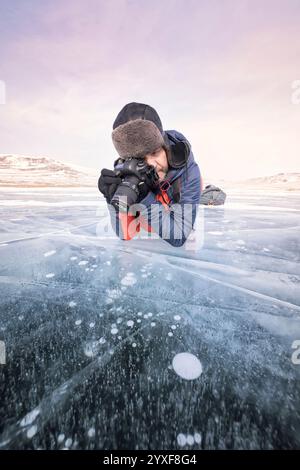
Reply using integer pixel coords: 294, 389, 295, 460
171, 178, 181, 203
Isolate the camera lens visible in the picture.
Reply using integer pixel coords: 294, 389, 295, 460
110, 158, 158, 212
110, 196, 129, 213
110, 176, 140, 212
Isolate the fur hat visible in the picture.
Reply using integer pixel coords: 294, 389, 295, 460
112, 102, 167, 159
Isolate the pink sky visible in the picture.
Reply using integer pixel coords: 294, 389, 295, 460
0, 0, 299, 180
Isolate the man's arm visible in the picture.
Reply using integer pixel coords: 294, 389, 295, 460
138, 160, 201, 247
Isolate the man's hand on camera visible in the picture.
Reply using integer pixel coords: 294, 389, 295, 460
98, 169, 122, 203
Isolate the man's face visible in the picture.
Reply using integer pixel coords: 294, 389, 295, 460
144, 147, 169, 182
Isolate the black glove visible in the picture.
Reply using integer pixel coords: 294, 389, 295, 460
98, 169, 122, 203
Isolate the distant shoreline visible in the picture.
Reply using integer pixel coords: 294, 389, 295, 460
0, 183, 95, 188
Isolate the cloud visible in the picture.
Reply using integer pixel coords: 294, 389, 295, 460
0, 0, 299, 178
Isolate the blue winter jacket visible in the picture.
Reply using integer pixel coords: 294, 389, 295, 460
107, 129, 202, 247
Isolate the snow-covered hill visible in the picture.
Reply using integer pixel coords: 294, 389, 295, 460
0, 154, 98, 187
1, 156, 299, 191
206, 173, 300, 191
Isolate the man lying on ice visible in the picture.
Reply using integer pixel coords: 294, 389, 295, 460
98, 102, 202, 247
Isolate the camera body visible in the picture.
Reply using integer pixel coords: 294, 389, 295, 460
110, 157, 159, 212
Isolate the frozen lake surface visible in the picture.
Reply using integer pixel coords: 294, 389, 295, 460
0, 187, 300, 449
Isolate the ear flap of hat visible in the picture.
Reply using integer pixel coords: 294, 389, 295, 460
164, 133, 191, 169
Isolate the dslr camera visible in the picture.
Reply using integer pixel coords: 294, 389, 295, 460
110, 157, 160, 212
